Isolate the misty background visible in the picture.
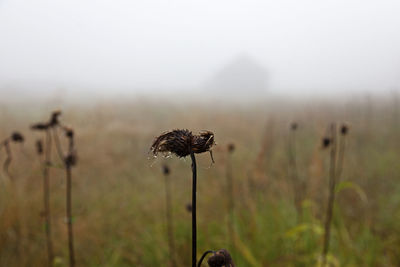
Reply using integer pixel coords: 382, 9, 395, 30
1, 0, 400, 100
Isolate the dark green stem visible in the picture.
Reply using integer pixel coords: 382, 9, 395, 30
190, 152, 197, 267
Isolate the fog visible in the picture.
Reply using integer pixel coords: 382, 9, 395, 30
1, 0, 400, 100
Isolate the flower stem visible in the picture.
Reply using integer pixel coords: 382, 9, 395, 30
190, 152, 197, 267
66, 164, 75, 267
44, 130, 54, 266
322, 123, 337, 266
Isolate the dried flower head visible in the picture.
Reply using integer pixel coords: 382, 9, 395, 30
340, 124, 349, 135
162, 164, 170, 175
49, 110, 62, 127
207, 249, 235, 267
322, 137, 331, 148
11, 132, 24, 143
64, 127, 74, 138
227, 143, 235, 153
36, 140, 43, 155
151, 129, 215, 158
65, 152, 77, 167
291, 122, 298, 131
31, 122, 49, 131
185, 203, 192, 213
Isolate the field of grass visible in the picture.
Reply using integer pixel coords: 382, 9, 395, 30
0, 96, 399, 266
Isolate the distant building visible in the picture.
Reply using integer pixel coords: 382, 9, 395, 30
206, 54, 268, 97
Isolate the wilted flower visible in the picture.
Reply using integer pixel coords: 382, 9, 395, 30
290, 122, 298, 131
340, 124, 349, 135
31, 122, 49, 131
65, 152, 77, 167
207, 249, 235, 267
11, 132, 24, 143
162, 164, 170, 175
151, 129, 215, 158
49, 110, 61, 127
185, 203, 192, 213
227, 143, 235, 153
64, 127, 74, 138
322, 137, 331, 148
36, 140, 43, 155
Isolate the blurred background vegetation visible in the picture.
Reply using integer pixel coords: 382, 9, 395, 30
0, 96, 399, 266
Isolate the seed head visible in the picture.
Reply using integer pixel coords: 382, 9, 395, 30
340, 124, 349, 135
207, 249, 235, 267
227, 143, 235, 153
162, 164, 170, 175
49, 110, 61, 127
11, 132, 24, 143
36, 140, 43, 155
185, 203, 192, 213
64, 127, 74, 138
322, 137, 331, 148
65, 151, 77, 167
151, 129, 215, 158
290, 122, 298, 131
31, 123, 49, 131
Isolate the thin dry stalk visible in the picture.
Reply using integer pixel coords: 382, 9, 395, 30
64, 128, 76, 267
321, 123, 337, 266
190, 151, 198, 267
43, 131, 54, 266
287, 123, 303, 220
1, 132, 24, 257
226, 143, 235, 251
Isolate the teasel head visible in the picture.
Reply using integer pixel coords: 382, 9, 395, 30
49, 110, 62, 127
290, 122, 298, 131
227, 143, 235, 154
64, 127, 74, 139
162, 164, 170, 175
322, 137, 331, 148
36, 140, 43, 155
185, 203, 192, 213
150, 129, 215, 158
207, 249, 235, 267
340, 124, 349, 135
64, 151, 77, 167
11, 132, 24, 143
31, 122, 50, 131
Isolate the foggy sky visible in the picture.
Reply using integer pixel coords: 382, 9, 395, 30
1, 0, 400, 97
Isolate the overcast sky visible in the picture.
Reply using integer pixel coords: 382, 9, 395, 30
0, 0, 400, 97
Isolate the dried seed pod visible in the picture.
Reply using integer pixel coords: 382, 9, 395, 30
151, 129, 215, 158
322, 137, 331, 148
340, 124, 349, 135
162, 164, 170, 175
65, 152, 77, 167
31, 123, 49, 131
227, 143, 235, 153
207, 249, 235, 267
36, 140, 43, 155
185, 203, 192, 213
49, 110, 61, 127
11, 132, 24, 143
64, 127, 74, 138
